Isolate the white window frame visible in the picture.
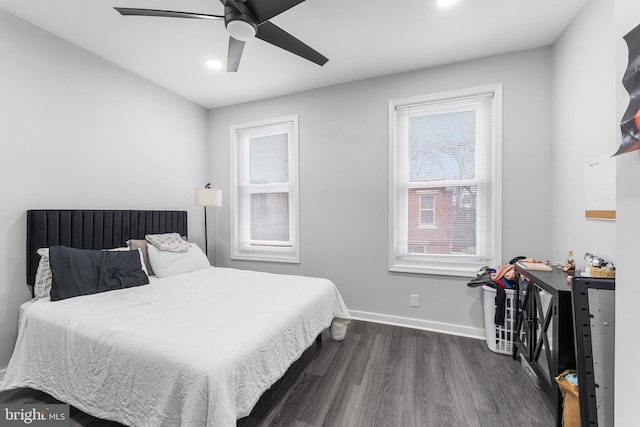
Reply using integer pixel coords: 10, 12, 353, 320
230, 115, 300, 263
388, 84, 502, 277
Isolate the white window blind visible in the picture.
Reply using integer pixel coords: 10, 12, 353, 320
230, 115, 299, 263
388, 85, 502, 276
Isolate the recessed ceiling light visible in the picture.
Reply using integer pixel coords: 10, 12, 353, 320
437, 0, 459, 7
205, 59, 223, 70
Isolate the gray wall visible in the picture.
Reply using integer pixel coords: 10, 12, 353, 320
209, 47, 553, 337
551, 0, 617, 266
552, 0, 639, 419
0, 10, 209, 370
615, 0, 640, 422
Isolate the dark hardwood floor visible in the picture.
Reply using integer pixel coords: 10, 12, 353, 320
0, 320, 554, 426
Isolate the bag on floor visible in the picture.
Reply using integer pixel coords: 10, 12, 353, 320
555, 370, 580, 427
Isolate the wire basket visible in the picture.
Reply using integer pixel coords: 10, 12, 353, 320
589, 266, 615, 278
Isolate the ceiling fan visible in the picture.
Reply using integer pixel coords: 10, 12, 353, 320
114, 0, 328, 72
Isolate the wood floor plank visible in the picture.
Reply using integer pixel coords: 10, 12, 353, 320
266, 372, 322, 427
0, 320, 555, 426
353, 331, 394, 426
296, 333, 360, 424
305, 333, 340, 377
413, 332, 459, 425
452, 336, 501, 413
339, 324, 376, 387
437, 339, 481, 426
239, 336, 323, 425
320, 383, 365, 427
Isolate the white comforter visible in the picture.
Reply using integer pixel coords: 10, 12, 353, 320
0, 267, 351, 426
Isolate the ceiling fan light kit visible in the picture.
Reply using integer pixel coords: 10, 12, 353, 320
226, 20, 257, 41
115, 0, 328, 72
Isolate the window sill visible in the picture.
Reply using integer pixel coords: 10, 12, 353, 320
389, 259, 487, 278
231, 249, 300, 264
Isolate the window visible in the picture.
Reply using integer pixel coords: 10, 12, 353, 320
388, 85, 502, 276
230, 115, 299, 263
418, 193, 436, 226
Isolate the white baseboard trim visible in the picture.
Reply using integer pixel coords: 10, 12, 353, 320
349, 310, 485, 340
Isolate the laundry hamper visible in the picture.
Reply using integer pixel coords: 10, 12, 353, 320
482, 285, 516, 355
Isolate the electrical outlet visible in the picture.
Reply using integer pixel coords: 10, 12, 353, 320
410, 294, 419, 307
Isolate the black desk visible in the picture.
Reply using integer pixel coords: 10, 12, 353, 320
513, 264, 575, 427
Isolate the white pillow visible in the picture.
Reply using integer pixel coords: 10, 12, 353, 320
34, 248, 52, 299
147, 243, 210, 278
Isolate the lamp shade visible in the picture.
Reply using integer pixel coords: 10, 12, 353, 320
195, 187, 222, 207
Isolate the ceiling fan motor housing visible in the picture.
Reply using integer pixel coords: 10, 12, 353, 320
224, 5, 257, 41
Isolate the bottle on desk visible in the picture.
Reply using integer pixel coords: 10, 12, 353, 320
563, 250, 576, 275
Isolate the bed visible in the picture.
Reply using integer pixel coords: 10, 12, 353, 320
0, 210, 351, 426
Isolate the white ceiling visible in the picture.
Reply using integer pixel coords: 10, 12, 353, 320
1, 0, 588, 109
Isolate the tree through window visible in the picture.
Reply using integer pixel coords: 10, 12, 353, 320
389, 85, 502, 276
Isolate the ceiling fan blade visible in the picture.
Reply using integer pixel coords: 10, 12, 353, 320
255, 21, 328, 66
114, 8, 223, 20
227, 37, 245, 72
244, 0, 306, 24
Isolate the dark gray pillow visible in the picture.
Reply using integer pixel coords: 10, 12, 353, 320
49, 246, 149, 301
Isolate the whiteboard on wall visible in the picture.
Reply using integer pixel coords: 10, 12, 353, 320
584, 157, 616, 220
